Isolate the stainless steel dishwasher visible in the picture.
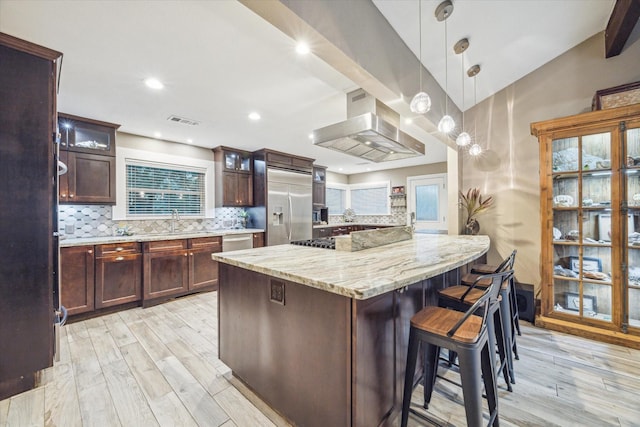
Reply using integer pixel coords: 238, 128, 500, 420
222, 233, 254, 251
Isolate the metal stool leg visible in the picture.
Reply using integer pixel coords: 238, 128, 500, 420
401, 329, 420, 427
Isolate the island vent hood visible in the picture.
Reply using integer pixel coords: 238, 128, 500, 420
312, 89, 425, 162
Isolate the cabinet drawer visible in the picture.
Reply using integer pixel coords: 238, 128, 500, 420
190, 236, 222, 250
143, 239, 188, 252
96, 242, 141, 256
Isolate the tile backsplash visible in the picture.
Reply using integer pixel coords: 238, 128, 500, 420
328, 206, 407, 225
58, 205, 248, 239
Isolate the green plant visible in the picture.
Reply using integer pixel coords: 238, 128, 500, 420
459, 188, 493, 223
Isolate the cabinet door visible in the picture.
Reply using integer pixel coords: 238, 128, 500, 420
95, 253, 142, 308
65, 152, 116, 204
189, 237, 222, 291
143, 249, 190, 301
313, 182, 326, 207
237, 172, 253, 206
222, 172, 239, 206
253, 232, 264, 248
58, 114, 116, 156
625, 122, 640, 331
60, 246, 95, 315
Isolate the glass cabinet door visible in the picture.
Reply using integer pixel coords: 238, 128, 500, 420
551, 132, 613, 322
58, 115, 116, 156
626, 125, 640, 330
223, 150, 251, 172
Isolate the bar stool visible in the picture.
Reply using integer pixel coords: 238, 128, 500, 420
439, 272, 514, 390
463, 250, 519, 363
400, 270, 513, 427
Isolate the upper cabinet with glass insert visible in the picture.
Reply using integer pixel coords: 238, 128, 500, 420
58, 113, 119, 156
532, 103, 640, 349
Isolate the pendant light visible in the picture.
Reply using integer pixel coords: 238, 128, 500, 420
455, 38, 471, 147
467, 64, 482, 157
410, 0, 431, 114
436, 0, 455, 133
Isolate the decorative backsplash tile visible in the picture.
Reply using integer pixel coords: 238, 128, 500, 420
58, 205, 248, 239
328, 206, 407, 225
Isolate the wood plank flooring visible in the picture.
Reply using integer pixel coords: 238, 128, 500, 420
1, 291, 639, 426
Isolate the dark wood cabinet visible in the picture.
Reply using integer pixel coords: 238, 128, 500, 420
143, 240, 190, 303
60, 246, 95, 316
95, 242, 142, 308
143, 237, 222, 304
214, 146, 253, 207
189, 237, 222, 291
59, 151, 116, 204
58, 113, 119, 205
0, 33, 61, 400
253, 232, 265, 248
312, 166, 326, 208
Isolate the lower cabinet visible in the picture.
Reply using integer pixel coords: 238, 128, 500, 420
95, 242, 142, 308
143, 237, 223, 305
252, 232, 264, 248
60, 246, 95, 316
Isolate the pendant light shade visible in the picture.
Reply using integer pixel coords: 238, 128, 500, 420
469, 143, 482, 156
456, 131, 471, 147
410, 91, 431, 114
410, 0, 431, 114
438, 115, 456, 133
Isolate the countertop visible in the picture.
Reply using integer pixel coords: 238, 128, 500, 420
312, 222, 402, 228
59, 228, 264, 247
212, 234, 489, 300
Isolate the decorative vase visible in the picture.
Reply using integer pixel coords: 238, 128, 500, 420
464, 218, 480, 235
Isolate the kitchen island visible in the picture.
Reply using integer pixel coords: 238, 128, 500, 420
213, 234, 489, 427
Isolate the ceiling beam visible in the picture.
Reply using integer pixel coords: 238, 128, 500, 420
605, 0, 640, 58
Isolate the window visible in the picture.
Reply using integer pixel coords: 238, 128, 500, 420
326, 185, 347, 215
326, 181, 390, 215
350, 183, 390, 215
126, 162, 205, 216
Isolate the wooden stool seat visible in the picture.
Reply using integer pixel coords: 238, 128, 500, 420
471, 263, 499, 274
411, 306, 482, 343
461, 272, 492, 288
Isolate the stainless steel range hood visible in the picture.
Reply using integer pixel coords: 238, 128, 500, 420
312, 89, 425, 162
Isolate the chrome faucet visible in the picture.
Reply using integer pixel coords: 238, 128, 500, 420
170, 209, 180, 233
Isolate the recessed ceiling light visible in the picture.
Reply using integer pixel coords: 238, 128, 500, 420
339, 168, 343, 171
308, 133, 314, 140
144, 78, 164, 90
187, 139, 193, 144
405, 118, 413, 125
248, 112, 261, 121
366, 168, 371, 171
296, 42, 310, 55
154, 132, 162, 138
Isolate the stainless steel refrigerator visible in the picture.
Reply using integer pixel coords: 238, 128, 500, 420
266, 168, 312, 246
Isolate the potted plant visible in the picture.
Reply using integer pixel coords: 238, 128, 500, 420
459, 188, 493, 235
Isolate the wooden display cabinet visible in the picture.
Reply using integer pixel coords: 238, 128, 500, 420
531, 103, 640, 348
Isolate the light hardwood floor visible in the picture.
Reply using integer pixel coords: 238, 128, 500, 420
1, 291, 639, 427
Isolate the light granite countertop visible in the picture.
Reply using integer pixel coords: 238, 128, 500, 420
59, 228, 264, 247
312, 222, 402, 229
212, 234, 489, 300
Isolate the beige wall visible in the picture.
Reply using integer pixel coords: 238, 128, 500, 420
462, 31, 640, 292
117, 132, 214, 160
346, 162, 447, 186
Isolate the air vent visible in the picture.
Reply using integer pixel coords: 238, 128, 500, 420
167, 115, 201, 126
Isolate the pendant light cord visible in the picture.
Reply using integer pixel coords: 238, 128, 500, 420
418, 0, 423, 92
461, 54, 465, 129
444, 18, 448, 115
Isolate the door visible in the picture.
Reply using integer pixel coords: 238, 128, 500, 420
407, 174, 448, 233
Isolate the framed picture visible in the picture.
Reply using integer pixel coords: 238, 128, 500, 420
564, 292, 597, 313
592, 80, 640, 110
568, 256, 602, 273
597, 214, 636, 241
392, 186, 405, 195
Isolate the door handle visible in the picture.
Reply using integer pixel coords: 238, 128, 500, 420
288, 194, 293, 241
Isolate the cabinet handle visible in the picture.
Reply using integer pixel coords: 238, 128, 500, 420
190, 252, 193, 256
115, 256, 124, 261
87, 249, 93, 254
184, 253, 188, 257
115, 247, 124, 252
69, 194, 74, 198
61, 193, 67, 197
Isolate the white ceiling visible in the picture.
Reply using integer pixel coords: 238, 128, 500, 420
0, 0, 616, 175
